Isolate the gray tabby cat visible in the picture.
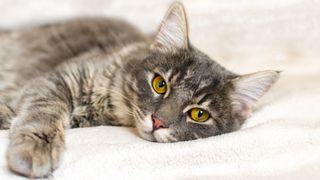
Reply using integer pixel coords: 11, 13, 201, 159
0, 2, 279, 178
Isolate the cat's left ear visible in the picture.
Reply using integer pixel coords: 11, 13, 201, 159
151, 2, 189, 52
229, 70, 280, 119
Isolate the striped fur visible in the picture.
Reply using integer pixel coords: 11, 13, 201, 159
0, 2, 279, 178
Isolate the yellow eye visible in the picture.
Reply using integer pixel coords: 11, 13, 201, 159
189, 108, 210, 122
152, 75, 167, 94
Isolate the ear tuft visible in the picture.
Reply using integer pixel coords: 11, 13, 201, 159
230, 70, 280, 119
151, 2, 189, 53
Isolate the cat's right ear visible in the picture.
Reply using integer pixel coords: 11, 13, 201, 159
151, 2, 189, 53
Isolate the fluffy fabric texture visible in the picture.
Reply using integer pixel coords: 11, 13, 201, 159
0, 0, 319, 179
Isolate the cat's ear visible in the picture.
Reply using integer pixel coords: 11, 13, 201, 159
151, 2, 189, 52
229, 70, 280, 119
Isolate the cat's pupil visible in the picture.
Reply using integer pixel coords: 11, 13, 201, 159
198, 110, 204, 117
158, 80, 166, 88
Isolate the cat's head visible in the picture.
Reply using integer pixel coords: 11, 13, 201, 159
130, 2, 279, 142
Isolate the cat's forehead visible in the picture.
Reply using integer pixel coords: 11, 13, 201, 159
148, 50, 208, 73
144, 50, 231, 98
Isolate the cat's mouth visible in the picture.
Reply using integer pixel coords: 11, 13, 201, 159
135, 114, 177, 143
139, 129, 177, 143
152, 128, 178, 143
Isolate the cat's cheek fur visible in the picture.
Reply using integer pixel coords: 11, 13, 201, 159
134, 113, 155, 141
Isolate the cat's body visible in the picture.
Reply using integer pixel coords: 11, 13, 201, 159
0, 17, 147, 124
0, 3, 279, 178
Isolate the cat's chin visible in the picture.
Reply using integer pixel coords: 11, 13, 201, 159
136, 128, 178, 143
137, 129, 157, 142
152, 129, 178, 143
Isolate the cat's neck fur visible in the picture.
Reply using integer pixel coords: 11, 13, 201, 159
66, 42, 148, 128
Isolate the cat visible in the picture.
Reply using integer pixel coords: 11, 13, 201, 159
0, 2, 279, 178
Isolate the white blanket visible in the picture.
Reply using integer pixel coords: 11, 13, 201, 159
0, 0, 320, 179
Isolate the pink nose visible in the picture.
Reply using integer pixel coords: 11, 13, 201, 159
152, 114, 165, 131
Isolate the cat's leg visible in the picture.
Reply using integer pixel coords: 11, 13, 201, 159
6, 76, 72, 178
0, 104, 15, 129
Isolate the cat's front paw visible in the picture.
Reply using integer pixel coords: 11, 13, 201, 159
7, 131, 65, 178
0, 104, 15, 129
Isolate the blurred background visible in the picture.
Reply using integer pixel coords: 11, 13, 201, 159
1, 0, 319, 76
